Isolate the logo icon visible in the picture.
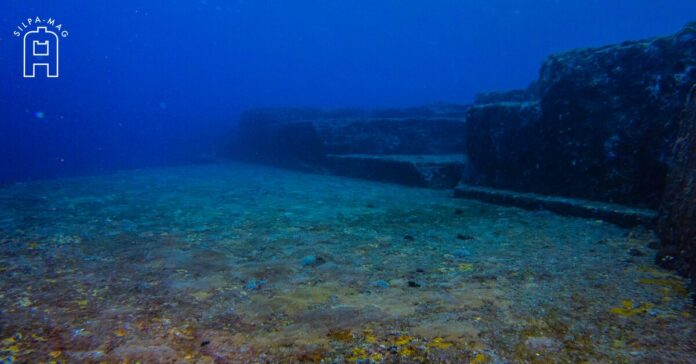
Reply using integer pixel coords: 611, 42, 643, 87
13, 17, 69, 78
23, 27, 59, 78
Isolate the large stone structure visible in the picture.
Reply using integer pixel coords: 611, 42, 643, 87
463, 22, 696, 208
234, 106, 469, 188
232, 24, 696, 290
657, 85, 696, 285
234, 22, 696, 208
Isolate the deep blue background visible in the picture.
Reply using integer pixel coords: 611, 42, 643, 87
1, 1, 695, 182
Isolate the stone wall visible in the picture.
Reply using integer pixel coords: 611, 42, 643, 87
463, 22, 696, 208
657, 85, 696, 285
234, 23, 696, 209
463, 101, 541, 187
233, 106, 469, 187
235, 105, 468, 167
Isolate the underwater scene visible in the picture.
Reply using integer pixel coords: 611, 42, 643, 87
1, 1, 696, 363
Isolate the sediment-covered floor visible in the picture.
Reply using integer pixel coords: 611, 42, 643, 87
0, 163, 693, 363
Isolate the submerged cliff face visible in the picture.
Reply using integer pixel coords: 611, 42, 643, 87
657, 85, 696, 285
464, 22, 696, 208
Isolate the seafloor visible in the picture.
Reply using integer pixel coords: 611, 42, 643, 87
0, 163, 693, 363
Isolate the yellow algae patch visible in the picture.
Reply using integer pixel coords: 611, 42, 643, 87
639, 278, 688, 296
113, 328, 127, 337
327, 329, 353, 343
637, 265, 671, 277
609, 300, 653, 317
471, 353, 490, 364
370, 352, 384, 361
169, 327, 194, 340
17, 297, 32, 307
398, 346, 416, 356
428, 337, 453, 349
347, 347, 368, 362
458, 263, 474, 272
363, 329, 377, 344
352, 347, 366, 356
75, 299, 89, 307
191, 290, 212, 301
31, 334, 47, 342
296, 348, 325, 363
393, 335, 413, 346
49, 350, 62, 358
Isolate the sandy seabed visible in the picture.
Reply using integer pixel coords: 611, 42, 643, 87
0, 163, 693, 363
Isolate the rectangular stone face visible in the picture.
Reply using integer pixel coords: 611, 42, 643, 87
462, 101, 542, 189
462, 23, 696, 209
234, 106, 469, 167
657, 85, 696, 283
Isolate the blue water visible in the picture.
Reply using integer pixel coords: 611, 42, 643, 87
1, 0, 695, 182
